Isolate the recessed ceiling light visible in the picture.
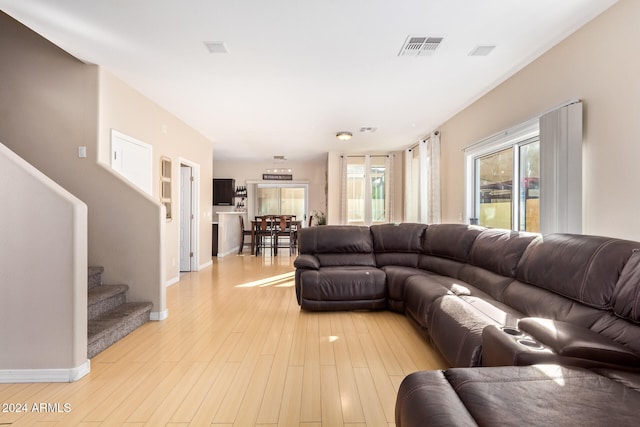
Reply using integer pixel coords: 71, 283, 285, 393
336, 132, 353, 141
204, 41, 229, 54
469, 45, 496, 57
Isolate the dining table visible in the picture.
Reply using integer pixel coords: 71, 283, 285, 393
250, 217, 301, 255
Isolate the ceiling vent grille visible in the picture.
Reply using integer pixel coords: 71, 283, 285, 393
399, 36, 444, 56
469, 45, 496, 57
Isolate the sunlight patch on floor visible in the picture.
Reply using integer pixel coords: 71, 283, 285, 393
235, 271, 295, 288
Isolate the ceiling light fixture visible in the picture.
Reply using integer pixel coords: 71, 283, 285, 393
469, 45, 496, 57
336, 132, 353, 141
265, 155, 292, 174
204, 41, 229, 54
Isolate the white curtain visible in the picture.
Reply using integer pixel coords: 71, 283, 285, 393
539, 101, 583, 234
339, 155, 348, 224
386, 154, 394, 224
419, 131, 441, 224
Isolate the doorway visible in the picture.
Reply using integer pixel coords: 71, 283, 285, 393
179, 160, 200, 272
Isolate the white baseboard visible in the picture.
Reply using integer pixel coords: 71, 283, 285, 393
0, 360, 90, 383
199, 260, 213, 270
150, 309, 169, 321
166, 275, 180, 287
217, 246, 239, 257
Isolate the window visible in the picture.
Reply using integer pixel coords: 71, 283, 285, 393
465, 101, 582, 234
343, 155, 392, 225
473, 138, 539, 231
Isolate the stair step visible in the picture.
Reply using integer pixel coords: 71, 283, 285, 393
88, 266, 104, 289
88, 284, 129, 320
88, 302, 153, 359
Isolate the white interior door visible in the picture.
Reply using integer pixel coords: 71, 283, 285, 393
180, 165, 193, 271
110, 130, 152, 195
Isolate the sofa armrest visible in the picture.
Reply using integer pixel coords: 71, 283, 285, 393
518, 317, 640, 367
481, 325, 557, 367
294, 254, 320, 270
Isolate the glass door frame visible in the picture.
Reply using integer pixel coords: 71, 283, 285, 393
253, 181, 309, 221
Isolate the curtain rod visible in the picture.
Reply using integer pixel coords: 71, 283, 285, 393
340, 154, 393, 158
462, 99, 580, 152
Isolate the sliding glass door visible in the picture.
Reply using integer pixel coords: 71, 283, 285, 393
256, 184, 307, 219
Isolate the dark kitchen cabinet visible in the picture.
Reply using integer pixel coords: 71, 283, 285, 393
213, 178, 235, 206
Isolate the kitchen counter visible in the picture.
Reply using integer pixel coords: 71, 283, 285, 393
214, 212, 247, 257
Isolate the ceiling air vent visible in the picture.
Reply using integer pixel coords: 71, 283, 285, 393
204, 41, 229, 54
398, 36, 444, 57
469, 45, 496, 57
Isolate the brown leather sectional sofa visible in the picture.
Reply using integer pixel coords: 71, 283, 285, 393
294, 223, 640, 426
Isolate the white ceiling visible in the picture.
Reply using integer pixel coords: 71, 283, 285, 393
0, 0, 617, 161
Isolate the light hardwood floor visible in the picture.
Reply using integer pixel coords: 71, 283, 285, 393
0, 253, 448, 427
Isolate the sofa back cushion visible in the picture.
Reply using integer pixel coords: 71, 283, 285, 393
612, 249, 640, 323
515, 233, 640, 309
501, 280, 606, 326
297, 225, 376, 267
468, 229, 538, 277
421, 224, 484, 262
371, 223, 427, 267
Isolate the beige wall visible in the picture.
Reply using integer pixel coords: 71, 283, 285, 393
0, 13, 94, 376
212, 157, 327, 222
98, 70, 214, 283
437, 0, 640, 241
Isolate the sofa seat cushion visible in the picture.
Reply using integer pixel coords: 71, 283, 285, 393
427, 294, 524, 367
592, 368, 640, 392
382, 265, 432, 312
407, 365, 640, 427
297, 266, 386, 311
403, 274, 469, 331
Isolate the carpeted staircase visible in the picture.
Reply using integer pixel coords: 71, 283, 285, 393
87, 267, 153, 358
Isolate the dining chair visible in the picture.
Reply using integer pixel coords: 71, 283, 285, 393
274, 215, 296, 255
254, 215, 275, 255
237, 215, 253, 255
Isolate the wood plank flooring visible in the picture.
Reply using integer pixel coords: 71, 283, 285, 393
0, 253, 448, 426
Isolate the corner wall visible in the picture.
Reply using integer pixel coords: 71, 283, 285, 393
437, 0, 640, 240
0, 142, 88, 380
